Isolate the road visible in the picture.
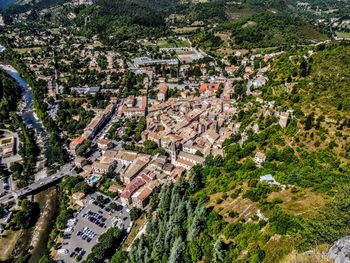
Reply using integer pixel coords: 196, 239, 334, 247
0, 162, 75, 205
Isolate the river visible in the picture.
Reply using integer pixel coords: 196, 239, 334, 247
0, 44, 50, 168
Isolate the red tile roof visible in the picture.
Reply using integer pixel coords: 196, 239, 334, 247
199, 83, 220, 93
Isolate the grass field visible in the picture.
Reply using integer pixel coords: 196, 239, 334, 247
336, 31, 350, 38
268, 189, 327, 218
157, 39, 191, 48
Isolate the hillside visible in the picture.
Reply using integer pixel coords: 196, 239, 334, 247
75, 0, 183, 43
264, 42, 350, 162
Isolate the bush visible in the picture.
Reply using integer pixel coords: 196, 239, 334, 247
228, 211, 239, 218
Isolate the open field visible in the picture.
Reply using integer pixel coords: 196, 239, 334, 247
157, 39, 191, 48
207, 189, 258, 224
336, 31, 350, 38
268, 189, 327, 218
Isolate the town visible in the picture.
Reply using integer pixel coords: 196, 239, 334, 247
1, 0, 349, 262
0, 28, 291, 261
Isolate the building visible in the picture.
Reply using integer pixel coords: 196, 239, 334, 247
134, 57, 179, 67
175, 151, 205, 170
97, 139, 113, 151
254, 152, 266, 167
121, 158, 149, 184
72, 192, 86, 207
74, 156, 88, 168
157, 85, 168, 101
120, 177, 146, 205
132, 180, 161, 209
0, 135, 15, 158
92, 160, 117, 174
120, 96, 147, 118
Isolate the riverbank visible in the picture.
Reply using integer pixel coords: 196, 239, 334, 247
0, 188, 59, 262
29, 187, 59, 263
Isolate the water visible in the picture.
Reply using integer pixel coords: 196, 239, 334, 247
1, 65, 44, 132
0, 0, 16, 9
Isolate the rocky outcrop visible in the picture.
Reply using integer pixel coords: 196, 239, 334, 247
328, 236, 350, 263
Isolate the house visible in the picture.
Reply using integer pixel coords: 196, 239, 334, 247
69, 136, 85, 153
157, 85, 168, 101
72, 192, 86, 207
260, 174, 284, 188
254, 152, 266, 167
171, 167, 186, 182
114, 150, 139, 167
74, 156, 88, 168
132, 187, 152, 209
108, 184, 123, 194
132, 180, 161, 209
260, 174, 277, 184
120, 177, 146, 205
97, 139, 113, 151
175, 151, 205, 170
279, 112, 290, 128
92, 160, 117, 174
199, 83, 220, 97
203, 129, 220, 144
121, 158, 149, 184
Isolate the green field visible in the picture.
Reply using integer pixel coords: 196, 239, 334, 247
156, 39, 191, 48
336, 31, 350, 38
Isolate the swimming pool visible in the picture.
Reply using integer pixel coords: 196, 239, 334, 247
87, 175, 100, 184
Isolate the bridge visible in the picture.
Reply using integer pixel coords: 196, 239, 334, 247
0, 162, 75, 205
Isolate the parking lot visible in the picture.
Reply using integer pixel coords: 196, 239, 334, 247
57, 193, 132, 262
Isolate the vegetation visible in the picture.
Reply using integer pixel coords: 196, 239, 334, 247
0, 69, 22, 123
12, 199, 40, 229
83, 227, 123, 263
0, 49, 67, 165
56, 100, 94, 137
123, 140, 166, 156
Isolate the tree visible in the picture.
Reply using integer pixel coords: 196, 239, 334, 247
130, 207, 142, 221
96, 195, 104, 205
188, 240, 202, 263
304, 113, 314, 130
109, 202, 118, 210
13, 199, 39, 229
212, 237, 225, 263
73, 181, 90, 194
168, 237, 186, 263
189, 168, 203, 193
